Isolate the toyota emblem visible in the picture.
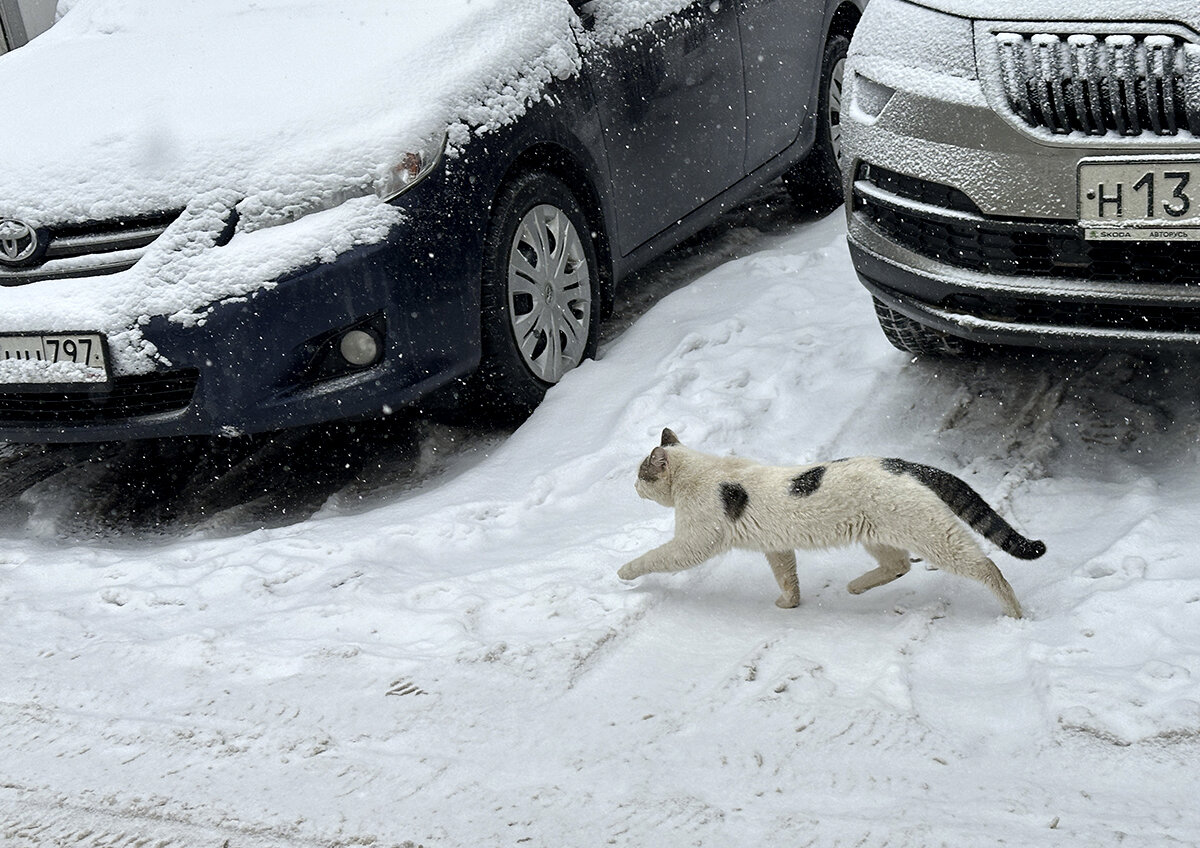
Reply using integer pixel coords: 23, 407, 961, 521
0, 218, 38, 265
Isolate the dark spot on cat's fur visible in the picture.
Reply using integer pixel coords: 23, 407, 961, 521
720, 482, 749, 522
789, 466, 826, 497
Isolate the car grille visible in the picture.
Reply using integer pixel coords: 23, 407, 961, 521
993, 31, 1200, 137
0, 369, 199, 424
855, 165, 1200, 284
0, 210, 180, 286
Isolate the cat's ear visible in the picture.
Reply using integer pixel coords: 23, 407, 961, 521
650, 446, 670, 472
661, 428, 681, 447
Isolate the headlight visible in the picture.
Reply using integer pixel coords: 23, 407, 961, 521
848, 0, 978, 102
375, 134, 447, 202
234, 133, 448, 234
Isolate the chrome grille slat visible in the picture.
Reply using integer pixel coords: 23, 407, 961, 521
45, 224, 169, 259
1068, 35, 1105, 135
0, 247, 146, 286
1149, 36, 1177, 134
995, 30, 1198, 137
1109, 35, 1139, 135
0, 211, 177, 286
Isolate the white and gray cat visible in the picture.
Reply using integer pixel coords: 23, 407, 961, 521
618, 429, 1045, 618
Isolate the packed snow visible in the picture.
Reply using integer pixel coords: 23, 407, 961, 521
1, 202, 1198, 846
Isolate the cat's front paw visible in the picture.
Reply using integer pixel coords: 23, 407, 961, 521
617, 562, 643, 581
775, 593, 800, 609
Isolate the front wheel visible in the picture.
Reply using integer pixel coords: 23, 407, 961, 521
474, 170, 602, 414
784, 33, 850, 214
872, 298, 966, 357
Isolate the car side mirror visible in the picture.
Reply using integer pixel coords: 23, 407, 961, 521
568, 0, 595, 29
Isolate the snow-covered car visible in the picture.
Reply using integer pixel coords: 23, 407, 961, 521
843, 0, 1200, 355
0, 0, 864, 442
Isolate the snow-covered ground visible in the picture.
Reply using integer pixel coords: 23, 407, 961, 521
3, 203, 1200, 846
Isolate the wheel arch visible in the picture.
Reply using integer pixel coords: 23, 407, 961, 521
827, 1, 862, 42
493, 142, 616, 318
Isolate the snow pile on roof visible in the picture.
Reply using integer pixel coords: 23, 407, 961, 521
0, 0, 582, 225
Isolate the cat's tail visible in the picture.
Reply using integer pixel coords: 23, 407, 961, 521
882, 458, 1046, 560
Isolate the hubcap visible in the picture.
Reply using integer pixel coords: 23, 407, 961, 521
506, 203, 592, 384
828, 56, 845, 166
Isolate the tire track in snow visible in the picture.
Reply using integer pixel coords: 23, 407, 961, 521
804, 349, 1189, 542
0, 791, 403, 848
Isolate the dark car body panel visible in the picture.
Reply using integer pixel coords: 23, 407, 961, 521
739, 0, 829, 171
586, 0, 747, 252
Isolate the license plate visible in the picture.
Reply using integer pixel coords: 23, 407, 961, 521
0, 333, 110, 387
1078, 157, 1200, 241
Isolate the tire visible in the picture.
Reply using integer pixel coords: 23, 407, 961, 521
872, 297, 966, 357
784, 33, 850, 215
473, 170, 602, 414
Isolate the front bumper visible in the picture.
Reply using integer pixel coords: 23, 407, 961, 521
0, 225, 478, 443
848, 168, 1200, 350
851, 235, 1200, 351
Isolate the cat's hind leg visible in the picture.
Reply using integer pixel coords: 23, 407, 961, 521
848, 543, 912, 595
766, 551, 800, 609
958, 556, 1022, 618
908, 524, 1023, 618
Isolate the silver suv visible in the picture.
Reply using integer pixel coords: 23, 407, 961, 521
843, 0, 1200, 354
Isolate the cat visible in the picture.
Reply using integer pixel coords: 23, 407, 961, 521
618, 428, 1045, 618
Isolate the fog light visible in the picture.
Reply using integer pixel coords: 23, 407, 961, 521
339, 329, 381, 366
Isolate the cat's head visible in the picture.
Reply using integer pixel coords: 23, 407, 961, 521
635, 428, 681, 506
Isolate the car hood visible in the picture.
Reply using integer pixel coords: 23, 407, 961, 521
908, 0, 1200, 26
0, 0, 581, 225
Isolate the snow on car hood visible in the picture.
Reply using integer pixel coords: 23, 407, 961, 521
0, 0, 591, 375
906, 0, 1200, 26
0, 0, 582, 225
